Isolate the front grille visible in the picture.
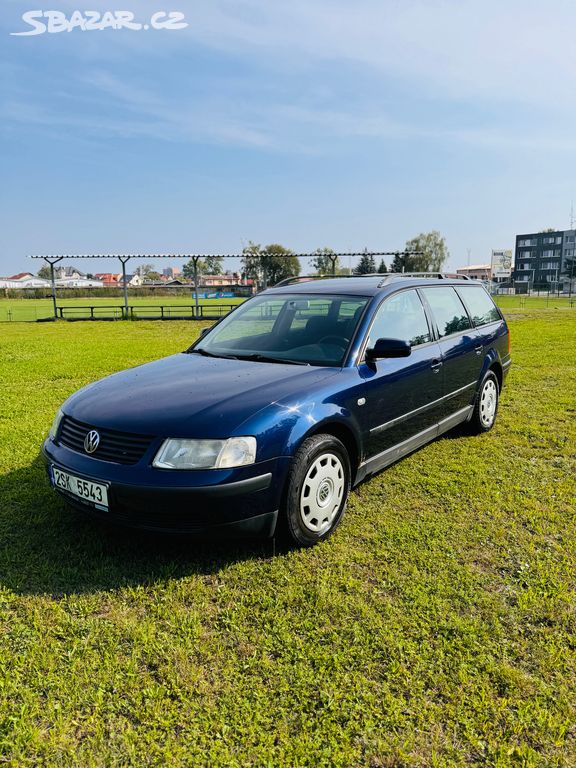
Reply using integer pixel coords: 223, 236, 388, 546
58, 415, 153, 465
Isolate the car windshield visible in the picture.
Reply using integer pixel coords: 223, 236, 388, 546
190, 293, 370, 366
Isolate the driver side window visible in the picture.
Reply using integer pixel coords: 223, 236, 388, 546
367, 289, 431, 348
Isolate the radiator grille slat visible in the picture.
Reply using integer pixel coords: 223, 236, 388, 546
58, 416, 153, 465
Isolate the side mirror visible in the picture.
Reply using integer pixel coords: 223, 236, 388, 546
199, 327, 210, 337
366, 338, 411, 361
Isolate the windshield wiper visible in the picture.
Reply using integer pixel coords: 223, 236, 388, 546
234, 353, 309, 366
188, 347, 238, 360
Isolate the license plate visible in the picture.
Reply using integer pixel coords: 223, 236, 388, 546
51, 466, 109, 509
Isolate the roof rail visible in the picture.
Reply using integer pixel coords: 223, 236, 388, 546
272, 275, 328, 287
389, 272, 470, 281
272, 273, 389, 287
271, 271, 470, 289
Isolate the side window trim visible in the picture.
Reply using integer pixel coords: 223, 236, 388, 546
416, 287, 440, 342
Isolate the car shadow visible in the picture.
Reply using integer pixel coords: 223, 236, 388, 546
436, 422, 471, 441
0, 455, 284, 597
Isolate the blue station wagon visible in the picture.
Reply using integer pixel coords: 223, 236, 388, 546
43, 275, 511, 546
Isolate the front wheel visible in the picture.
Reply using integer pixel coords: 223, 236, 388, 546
469, 370, 499, 434
281, 434, 351, 547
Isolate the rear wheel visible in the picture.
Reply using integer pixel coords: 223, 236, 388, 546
469, 370, 499, 433
281, 434, 351, 547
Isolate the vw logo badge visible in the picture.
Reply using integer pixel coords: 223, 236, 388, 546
84, 430, 100, 454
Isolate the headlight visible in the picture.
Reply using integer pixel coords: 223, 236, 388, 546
153, 437, 257, 470
49, 408, 64, 440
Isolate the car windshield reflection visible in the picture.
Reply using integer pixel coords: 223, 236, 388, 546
190, 294, 370, 366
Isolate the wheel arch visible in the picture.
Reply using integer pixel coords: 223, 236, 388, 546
488, 360, 503, 391
305, 420, 360, 481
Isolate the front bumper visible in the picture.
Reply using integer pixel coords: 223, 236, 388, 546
42, 439, 290, 536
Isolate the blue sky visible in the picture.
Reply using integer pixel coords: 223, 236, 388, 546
2, 0, 576, 276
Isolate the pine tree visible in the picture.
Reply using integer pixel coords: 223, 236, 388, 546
354, 253, 376, 275
377, 259, 388, 274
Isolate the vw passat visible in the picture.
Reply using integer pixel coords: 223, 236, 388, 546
43, 275, 511, 546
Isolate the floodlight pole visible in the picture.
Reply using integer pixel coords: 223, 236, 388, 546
43, 256, 64, 319
118, 256, 130, 318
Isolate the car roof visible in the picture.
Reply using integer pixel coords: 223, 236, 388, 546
262, 275, 478, 298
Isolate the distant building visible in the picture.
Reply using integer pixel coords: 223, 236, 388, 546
56, 267, 85, 280
456, 264, 491, 281
199, 272, 249, 287
162, 266, 182, 278
118, 273, 143, 287
512, 229, 572, 288
94, 273, 121, 287
55, 277, 104, 288
0, 273, 51, 289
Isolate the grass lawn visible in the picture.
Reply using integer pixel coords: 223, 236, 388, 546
0, 310, 575, 766
0, 295, 246, 322
495, 296, 575, 311
1, 293, 575, 322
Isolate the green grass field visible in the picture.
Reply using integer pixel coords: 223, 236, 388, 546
0, 295, 246, 322
0, 293, 574, 322
0, 311, 575, 766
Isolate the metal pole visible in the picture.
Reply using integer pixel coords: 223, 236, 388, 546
119, 256, 130, 318
329, 255, 337, 276
50, 262, 57, 318
193, 256, 199, 318
46, 256, 63, 319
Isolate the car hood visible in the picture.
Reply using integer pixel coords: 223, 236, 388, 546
64, 353, 339, 437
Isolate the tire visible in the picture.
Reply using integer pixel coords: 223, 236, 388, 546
469, 370, 499, 434
280, 434, 351, 547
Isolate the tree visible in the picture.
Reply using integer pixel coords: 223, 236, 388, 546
241, 241, 264, 285
377, 259, 388, 274
241, 242, 300, 288
137, 262, 156, 277
37, 266, 52, 279
204, 256, 223, 275
182, 258, 207, 281
391, 231, 449, 272
144, 271, 162, 282
354, 253, 376, 275
312, 248, 341, 276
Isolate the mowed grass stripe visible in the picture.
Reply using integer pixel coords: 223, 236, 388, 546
0, 311, 574, 766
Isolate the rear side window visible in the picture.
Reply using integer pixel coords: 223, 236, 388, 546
421, 287, 472, 338
456, 287, 501, 326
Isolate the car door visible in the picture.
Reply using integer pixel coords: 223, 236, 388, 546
419, 286, 483, 421
354, 289, 444, 459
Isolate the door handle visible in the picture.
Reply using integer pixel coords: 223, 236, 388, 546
431, 359, 443, 373
474, 345, 483, 355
